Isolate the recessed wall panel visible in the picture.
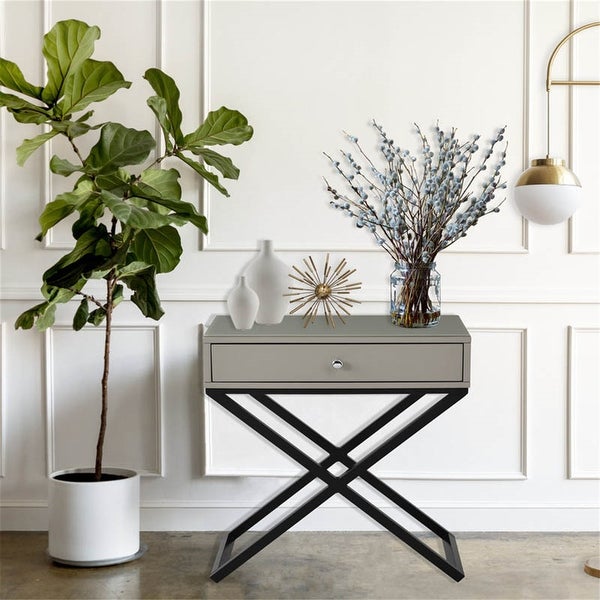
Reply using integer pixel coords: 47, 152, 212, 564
568, 327, 600, 478
205, 328, 526, 479
204, 0, 526, 253
45, 325, 163, 476
380, 328, 526, 478
0, 322, 5, 477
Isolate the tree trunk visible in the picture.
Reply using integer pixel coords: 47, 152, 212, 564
95, 276, 115, 481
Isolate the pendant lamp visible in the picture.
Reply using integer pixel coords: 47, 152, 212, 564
514, 22, 599, 225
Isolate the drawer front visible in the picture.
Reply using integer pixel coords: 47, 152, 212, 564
210, 343, 464, 383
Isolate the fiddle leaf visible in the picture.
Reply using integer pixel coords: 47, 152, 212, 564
190, 147, 240, 180
101, 190, 173, 229
0, 58, 42, 98
43, 226, 111, 288
42, 20, 100, 104
137, 168, 181, 200
130, 226, 182, 273
175, 151, 230, 197
37, 179, 96, 239
146, 96, 172, 150
86, 122, 155, 174
16, 130, 59, 166
183, 106, 253, 147
0, 91, 50, 124
144, 68, 183, 144
120, 264, 164, 320
73, 299, 89, 331
49, 155, 82, 176
59, 59, 130, 115
15, 302, 49, 330
87, 306, 106, 326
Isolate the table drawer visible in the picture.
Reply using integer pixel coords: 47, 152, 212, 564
210, 343, 464, 383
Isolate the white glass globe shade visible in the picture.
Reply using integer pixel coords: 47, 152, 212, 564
514, 158, 583, 225
514, 184, 583, 225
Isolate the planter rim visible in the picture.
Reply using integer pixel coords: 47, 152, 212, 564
50, 467, 138, 485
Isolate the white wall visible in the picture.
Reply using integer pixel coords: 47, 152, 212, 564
0, 0, 598, 532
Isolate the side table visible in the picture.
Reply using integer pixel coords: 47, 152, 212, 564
202, 314, 471, 582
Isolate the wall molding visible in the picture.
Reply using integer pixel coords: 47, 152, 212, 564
203, 467, 527, 481
198, 0, 209, 251
204, 326, 528, 480
44, 324, 165, 477
2, 499, 597, 510
567, 325, 600, 479
0, 322, 6, 478
521, 0, 531, 253
0, 0, 6, 251
2, 285, 599, 304
200, 0, 530, 255
471, 326, 529, 480
2, 501, 598, 532
568, 0, 600, 254
155, 0, 166, 157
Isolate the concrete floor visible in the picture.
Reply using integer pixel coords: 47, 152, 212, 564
1, 532, 599, 599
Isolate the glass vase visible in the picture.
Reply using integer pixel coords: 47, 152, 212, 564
390, 262, 441, 328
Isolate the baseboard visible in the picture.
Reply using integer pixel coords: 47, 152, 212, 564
1, 502, 598, 532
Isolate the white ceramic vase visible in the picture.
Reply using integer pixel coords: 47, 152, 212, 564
245, 240, 289, 324
227, 275, 259, 330
48, 467, 141, 566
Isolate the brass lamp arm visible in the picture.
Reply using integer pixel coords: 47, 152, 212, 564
544, 21, 600, 158
546, 21, 600, 92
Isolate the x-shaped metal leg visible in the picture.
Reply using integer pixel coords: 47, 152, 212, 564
207, 388, 468, 582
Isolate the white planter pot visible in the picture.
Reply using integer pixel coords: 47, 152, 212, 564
48, 467, 142, 566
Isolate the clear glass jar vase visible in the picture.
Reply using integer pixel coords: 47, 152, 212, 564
390, 262, 441, 327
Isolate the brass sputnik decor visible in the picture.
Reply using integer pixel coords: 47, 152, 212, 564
286, 255, 361, 327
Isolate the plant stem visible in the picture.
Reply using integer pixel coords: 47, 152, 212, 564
67, 288, 105, 310
67, 136, 86, 166
95, 273, 115, 481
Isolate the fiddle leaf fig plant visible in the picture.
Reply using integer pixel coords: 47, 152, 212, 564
0, 19, 253, 480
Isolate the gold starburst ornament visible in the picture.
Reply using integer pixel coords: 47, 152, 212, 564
286, 255, 361, 327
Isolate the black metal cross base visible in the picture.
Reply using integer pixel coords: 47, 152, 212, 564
206, 388, 468, 583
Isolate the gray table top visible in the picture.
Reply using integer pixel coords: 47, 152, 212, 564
204, 314, 469, 341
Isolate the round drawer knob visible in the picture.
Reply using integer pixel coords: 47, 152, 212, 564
331, 359, 344, 369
